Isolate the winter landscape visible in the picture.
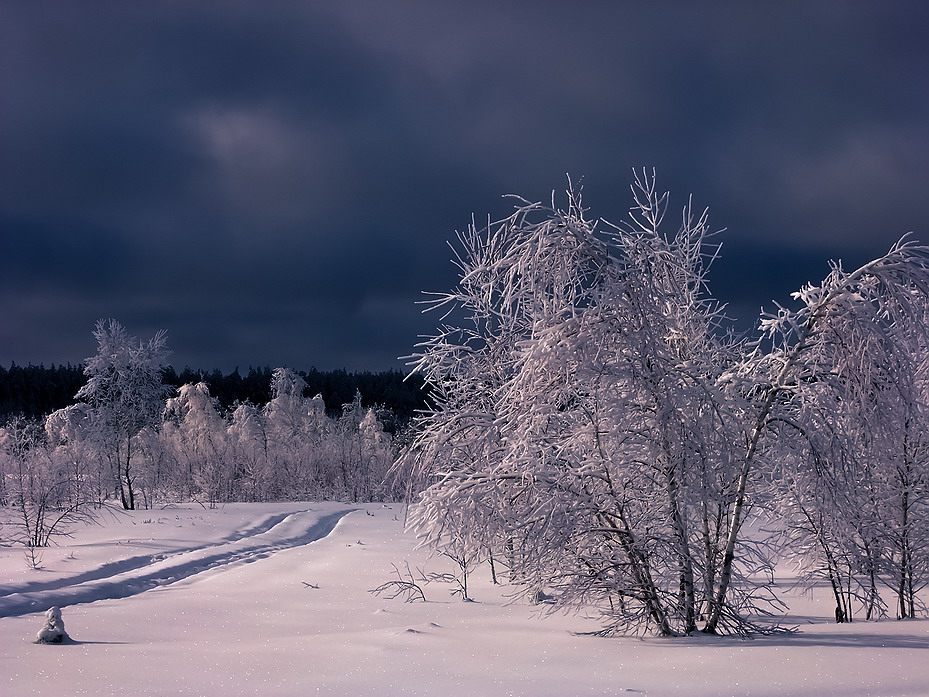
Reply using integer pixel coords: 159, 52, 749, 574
4, 5, 929, 696
3, 176, 929, 696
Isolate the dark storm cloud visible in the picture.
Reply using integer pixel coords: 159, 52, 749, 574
2, 1, 928, 371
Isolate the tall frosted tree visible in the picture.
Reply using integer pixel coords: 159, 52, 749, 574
76, 319, 170, 510
401, 173, 929, 635
263, 367, 317, 499
403, 175, 746, 635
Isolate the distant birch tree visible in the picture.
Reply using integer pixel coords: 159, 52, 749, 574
76, 319, 170, 510
163, 382, 231, 505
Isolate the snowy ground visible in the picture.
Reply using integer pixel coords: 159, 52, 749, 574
1, 503, 927, 697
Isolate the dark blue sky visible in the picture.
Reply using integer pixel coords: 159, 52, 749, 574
2, 2, 928, 372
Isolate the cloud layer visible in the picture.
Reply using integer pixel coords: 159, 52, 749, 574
2, 2, 928, 370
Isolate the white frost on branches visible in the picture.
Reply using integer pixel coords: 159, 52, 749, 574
399, 171, 929, 635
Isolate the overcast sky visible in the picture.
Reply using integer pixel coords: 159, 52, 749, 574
2, 2, 928, 372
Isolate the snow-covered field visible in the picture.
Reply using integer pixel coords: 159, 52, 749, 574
1, 503, 927, 697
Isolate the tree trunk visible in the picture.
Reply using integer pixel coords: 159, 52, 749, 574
121, 439, 135, 510
666, 462, 697, 633
601, 511, 676, 636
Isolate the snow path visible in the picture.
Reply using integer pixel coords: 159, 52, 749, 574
0, 507, 355, 618
0, 509, 310, 600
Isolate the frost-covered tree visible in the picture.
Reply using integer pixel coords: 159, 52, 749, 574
332, 392, 393, 501
45, 403, 107, 502
163, 382, 231, 504
76, 319, 170, 509
0, 415, 97, 563
227, 400, 268, 501
404, 175, 750, 635
330, 394, 394, 502
359, 407, 395, 500
401, 173, 929, 635
263, 368, 322, 498
766, 264, 929, 620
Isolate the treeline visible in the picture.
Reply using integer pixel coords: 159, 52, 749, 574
0, 363, 429, 430
1, 321, 429, 562
1, 367, 402, 522
0, 364, 85, 419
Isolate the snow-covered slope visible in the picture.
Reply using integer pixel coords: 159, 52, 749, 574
1, 503, 927, 696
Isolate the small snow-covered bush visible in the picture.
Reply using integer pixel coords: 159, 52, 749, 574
36, 606, 69, 644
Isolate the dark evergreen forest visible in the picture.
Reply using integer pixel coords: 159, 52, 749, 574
0, 363, 429, 430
